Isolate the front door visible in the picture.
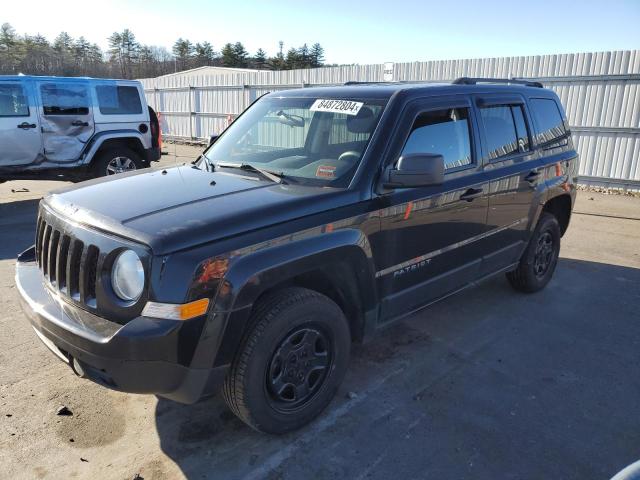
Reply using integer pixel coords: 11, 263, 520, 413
373, 96, 490, 321
37, 81, 94, 163
0, 80, 42, 167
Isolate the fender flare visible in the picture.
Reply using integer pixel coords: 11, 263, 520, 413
209, 228, 378, 366
528, 155, 577, 232
81, 130, 147, 165
218, 228, 376, 312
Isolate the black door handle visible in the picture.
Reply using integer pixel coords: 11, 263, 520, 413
17, 122, 37, 129
460, 187, 484, 202
525, 170, 542, 183
71, 120, 89, 127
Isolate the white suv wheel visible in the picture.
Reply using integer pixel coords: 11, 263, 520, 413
106, 156, 137, 175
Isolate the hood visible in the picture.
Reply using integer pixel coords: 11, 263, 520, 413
44, 165, 353, 254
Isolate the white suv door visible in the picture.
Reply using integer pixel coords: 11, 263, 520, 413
0, 80, 43, 167
37, 81, 94, 163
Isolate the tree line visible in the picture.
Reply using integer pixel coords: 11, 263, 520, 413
0, 23, 326, 79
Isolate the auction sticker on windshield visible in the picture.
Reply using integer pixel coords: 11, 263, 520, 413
310, 99, 364, 116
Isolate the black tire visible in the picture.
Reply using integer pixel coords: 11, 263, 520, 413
506, 212, 561, 293
223, 287, 351, 434
91, 147, 144, 178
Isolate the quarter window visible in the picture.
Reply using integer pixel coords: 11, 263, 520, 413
530, 98, 567, 146
401, 108, 472, 170
96, 85, 142, 115
40, 83, 89, 115
0, 84, 29, 117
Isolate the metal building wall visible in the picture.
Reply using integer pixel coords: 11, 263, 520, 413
139, 50, 640, 189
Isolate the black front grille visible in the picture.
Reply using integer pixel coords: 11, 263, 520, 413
35, 215, 99, 310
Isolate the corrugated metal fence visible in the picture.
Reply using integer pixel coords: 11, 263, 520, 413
139, 50, 640, 189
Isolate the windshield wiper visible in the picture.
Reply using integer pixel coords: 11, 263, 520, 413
215, 162, 287, 184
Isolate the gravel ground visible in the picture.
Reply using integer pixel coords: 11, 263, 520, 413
1, 145, 639, 479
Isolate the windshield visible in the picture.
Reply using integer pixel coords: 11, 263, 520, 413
202, 96, 387, 187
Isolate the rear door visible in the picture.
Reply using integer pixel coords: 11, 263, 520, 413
473, 94, 541, 275
37, 80, 94, 163
0, 79, 42, 167
373, 96, 491, 321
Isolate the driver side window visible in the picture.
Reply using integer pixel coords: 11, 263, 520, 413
401, 108, 472, 170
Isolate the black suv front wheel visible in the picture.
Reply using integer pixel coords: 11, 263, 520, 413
223, 287, 351, 434
507, 212, 561, 293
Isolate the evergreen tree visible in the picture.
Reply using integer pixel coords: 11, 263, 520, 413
108, 29, 139, 78
0, 22, 19, 72
285, 47, 300, 69
194, 41, 215, 66
220, 43, 235, 67
51, 32, 75, 75
172, 38, 194, 70
310, 43, 325, 68
253, 48, 267, 69
232, 42, 248, 67
73, 36, 91, 74
0, 22, 329, 77
299, 43, 310, 67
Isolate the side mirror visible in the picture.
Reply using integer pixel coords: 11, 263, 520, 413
209, 134, 220, 146
384, 153, 445, 188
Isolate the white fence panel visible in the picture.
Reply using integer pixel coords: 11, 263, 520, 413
140, 50, 640, 189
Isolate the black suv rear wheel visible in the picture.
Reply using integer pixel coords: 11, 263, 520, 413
92, 147, 143, 178
506, 212, 561, 293
223, 287, 351, 434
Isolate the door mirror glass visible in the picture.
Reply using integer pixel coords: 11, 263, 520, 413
385, 153, 444, 188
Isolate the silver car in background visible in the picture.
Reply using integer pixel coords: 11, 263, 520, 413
0, 75, 161, 182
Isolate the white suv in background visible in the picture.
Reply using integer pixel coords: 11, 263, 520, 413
0, 75, 161, 182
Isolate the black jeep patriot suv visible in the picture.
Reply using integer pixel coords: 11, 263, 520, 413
16, 78, 578, 434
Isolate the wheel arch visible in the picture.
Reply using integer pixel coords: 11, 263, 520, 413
542, 193, 573, 236
211, 229, 378, 366
83, 131, 147, 165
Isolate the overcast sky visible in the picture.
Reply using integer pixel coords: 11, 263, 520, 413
4, 0, 640, 64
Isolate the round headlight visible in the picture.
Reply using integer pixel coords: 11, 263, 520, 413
111, 250, 144, 302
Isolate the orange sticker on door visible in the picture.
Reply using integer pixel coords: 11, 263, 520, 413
316, 165, 336, 178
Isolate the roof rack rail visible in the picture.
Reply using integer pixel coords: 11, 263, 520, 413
452, 77, 543, 88
344, 81, 395, 85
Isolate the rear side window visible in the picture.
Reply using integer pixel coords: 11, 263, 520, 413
96, 86, 142, 115
479, 106, 519, 159
479, 105, 531, 160
40, 83, 89, 115
401, 108, 472, 170
0, 83, 29, 117
530, 98, 567, 146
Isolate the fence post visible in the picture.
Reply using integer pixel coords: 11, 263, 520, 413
188, 85, 194, 139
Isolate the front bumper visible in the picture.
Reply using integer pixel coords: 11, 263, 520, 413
15, 248, 226, 404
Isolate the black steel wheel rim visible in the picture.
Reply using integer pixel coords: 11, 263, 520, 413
533, 230, 554, 277
266, 325, 333, 412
